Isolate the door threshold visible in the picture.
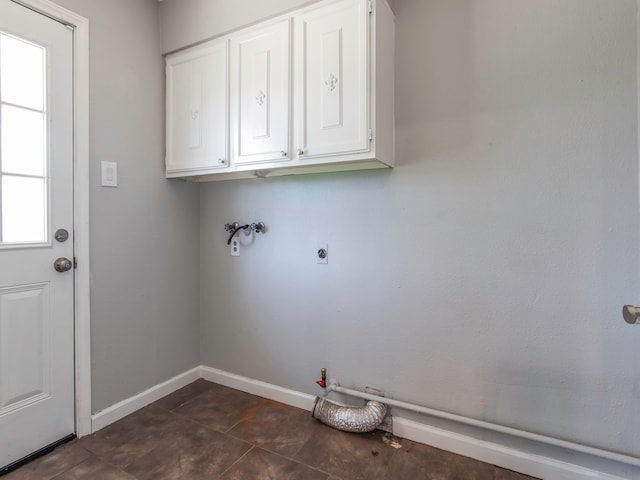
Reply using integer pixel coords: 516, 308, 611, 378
0, 434, 76, 476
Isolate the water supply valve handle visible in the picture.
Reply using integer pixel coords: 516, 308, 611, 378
251, 222, 265, 233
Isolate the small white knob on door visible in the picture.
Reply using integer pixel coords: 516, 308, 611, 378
622, 305, 640, 324
218, 158, 226, 165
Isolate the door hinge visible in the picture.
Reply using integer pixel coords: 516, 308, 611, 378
73, 257, 77, 269
369, 128, 373, 141
368, 0, 373, 14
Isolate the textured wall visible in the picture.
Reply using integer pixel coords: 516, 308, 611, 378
196, 0, 640, 459
52, 0, 201, 414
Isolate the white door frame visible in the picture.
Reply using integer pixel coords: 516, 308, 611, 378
9, 0, 91, 437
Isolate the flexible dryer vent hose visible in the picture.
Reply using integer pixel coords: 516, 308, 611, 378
312, 396, 387, 433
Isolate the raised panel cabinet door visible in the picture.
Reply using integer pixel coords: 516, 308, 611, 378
166, 40, 229, 174
232, 19, 291, 164
297, 0, 369, 159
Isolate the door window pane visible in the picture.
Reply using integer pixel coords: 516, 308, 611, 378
0, 33, 45, 111
1, 105, 46, 176
1, 176, 47, 243
1, 31, 49, 245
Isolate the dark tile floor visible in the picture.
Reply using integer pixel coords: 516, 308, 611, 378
5, 380, 539, 480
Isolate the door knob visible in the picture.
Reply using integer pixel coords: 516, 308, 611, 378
622, 305, 640, 324
53, 257, 73, 273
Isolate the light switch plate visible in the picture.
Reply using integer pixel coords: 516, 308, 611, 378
101, 161, 118, 187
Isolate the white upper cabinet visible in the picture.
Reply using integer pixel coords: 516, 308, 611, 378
296, 0, 368, 159
166, 39, 229, 176
232, 19, 292, 165
165, 0, 394, 181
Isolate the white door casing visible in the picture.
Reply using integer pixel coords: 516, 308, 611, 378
0, 0, 89, 468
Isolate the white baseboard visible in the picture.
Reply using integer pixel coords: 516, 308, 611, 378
90, 366, 201, 432
199, 366, 316, 411
89, 366, 639, 480
392, 417, 632, 480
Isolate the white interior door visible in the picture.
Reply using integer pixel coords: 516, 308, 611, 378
0, 0, 74, 469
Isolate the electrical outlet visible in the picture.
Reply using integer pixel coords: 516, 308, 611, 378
230, 237, 240, 257
317, 242, 328, 264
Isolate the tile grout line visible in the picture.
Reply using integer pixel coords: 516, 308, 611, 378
80, 447, 137, 475
225, 433, 327, 475
48, 458, 82, 480
157, 384, 217, 413
223, 427, 334, 477
217, 445, 256, 477
222, 397, 270, 434
26, 444, 92, 480
80, 408, 184, 475
168, 406, 241, 435
218, 440, 333, 480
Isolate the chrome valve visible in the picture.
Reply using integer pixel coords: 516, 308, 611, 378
251, 222, 265, 233
224, 222, 239, 232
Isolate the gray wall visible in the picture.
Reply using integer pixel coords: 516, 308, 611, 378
53, 0, 200, 413
58, 0, 640, 459
159, 0, 316, 54
158, 0, 395, 54
193, 0, 640, 457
